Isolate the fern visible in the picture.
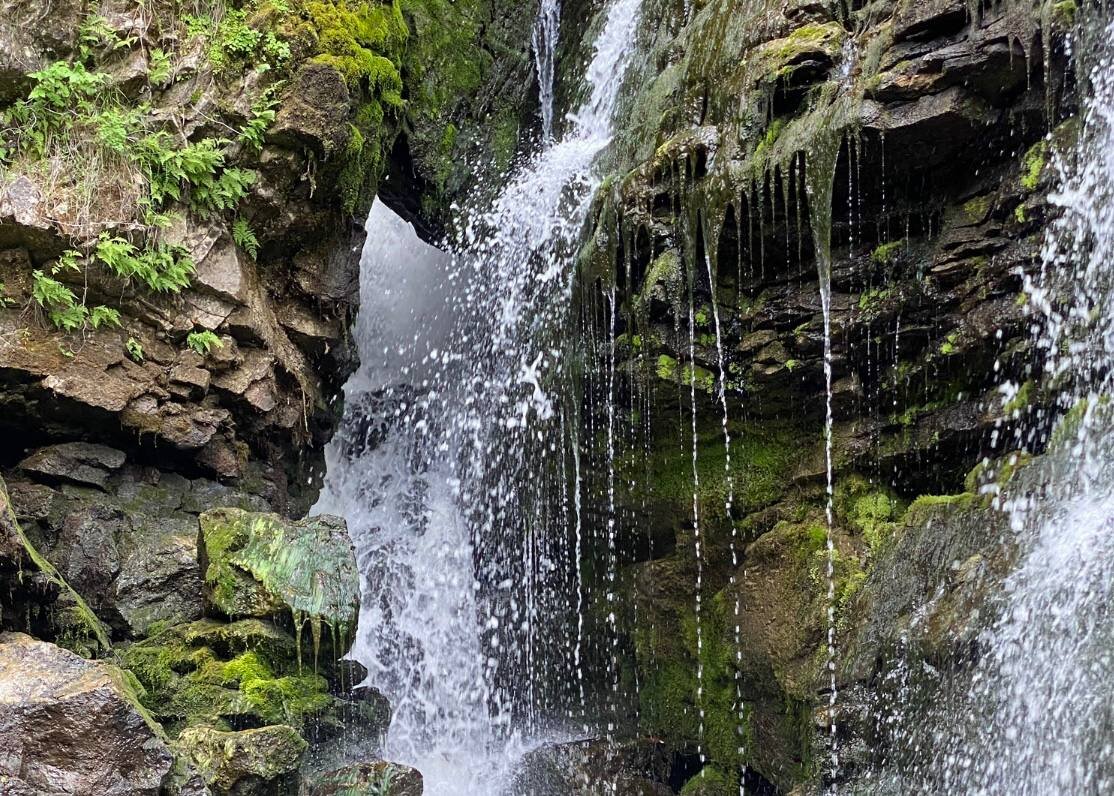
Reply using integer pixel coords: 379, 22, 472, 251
28, 62, 105, 110
89, 305, 122, 329
187, 330, 223, 356
232, 218, 259, 259
239, 92, 280, 152
148, 48, 172, 85
31, 270, 77, 310
94, 234, 195, 293
126, 336, 144, 362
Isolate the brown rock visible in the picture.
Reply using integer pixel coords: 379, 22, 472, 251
0, 632, 173, 795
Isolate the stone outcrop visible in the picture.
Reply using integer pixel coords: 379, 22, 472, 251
0, 632, 173, 795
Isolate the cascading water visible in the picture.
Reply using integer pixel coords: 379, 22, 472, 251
316, 0, 643, 792
861, 13, 1114, 794
936, 18, 1114, 792
532, 0, 561, 142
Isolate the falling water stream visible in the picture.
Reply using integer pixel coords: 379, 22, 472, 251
316, 1, 643, 792
927, 17, 1114, 793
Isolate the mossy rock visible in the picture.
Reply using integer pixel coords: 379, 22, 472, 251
119, 619, 336, 737
176, 724, 306, 795
199, 508, 359, 634
311, 760, 424, 796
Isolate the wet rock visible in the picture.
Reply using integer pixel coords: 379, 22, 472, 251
0, 632, 172, 794
19, 442, 127, 490
510, 738, 674, 796
176, 724, 305, 795
55, 502, 125, 613
113, 514, 203, 637
198, 508, 358, 630
311, 761, 424, 796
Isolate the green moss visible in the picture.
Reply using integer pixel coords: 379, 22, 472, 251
645, 420, 804, 522
655, 354, 716, 393
120, 619, 333, 737
870, 240, 902, 265
903, 492, 977, 528
1002, 380, 1034, 415
939, 331, 959, 355
637, 249, 683, 312
767, 22, 844, 66
681, 766, 737, 795
1020, 140, 1048, 192
962, 195, 990, 222
1053, 0, 1078, 26
753, 117, 786, 166
835, 475, 906, 554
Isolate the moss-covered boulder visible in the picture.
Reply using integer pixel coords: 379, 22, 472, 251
199, 508, 358, 639
119, 618, 364, 737
176, 724, 306, 796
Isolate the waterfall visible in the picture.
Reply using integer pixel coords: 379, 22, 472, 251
315, 0, 643, 792
532, 0, 561, 142
868, 15, 1114, 794
947, 19, 1114, 792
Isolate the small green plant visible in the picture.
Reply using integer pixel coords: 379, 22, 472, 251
89, 305, 121, 329
369, 765, 397, 796
94, 233, 195, 293
126, 336, 144, 362
148, 48, 172, 85
31, 271, 85, 331
232, 217, 260, 259
187, 330, 223, 356
239, 90, 281, 152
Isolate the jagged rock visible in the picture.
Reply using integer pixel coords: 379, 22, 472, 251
19, 442, 127, 490
0, 0, 82, 102
0, 174, 65, 259
198, 508, 358, 630
54, 501, 125, 612
311, 761, 424, 796
175, 725, 305, 796
510, 738, 673, 796
113, 514, 203, 636
269, 63, 352, 155
0, 632, 172, 794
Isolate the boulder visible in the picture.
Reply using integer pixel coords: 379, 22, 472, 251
311, 761, 424, 796
175, 724, 305, 795
269, 63, 352, 155
0, 632, 172, 794
113, 514, 204, 636
198, 508, 358, 631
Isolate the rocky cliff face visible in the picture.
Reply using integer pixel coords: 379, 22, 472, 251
573, 0, 1078, 790
0, 0, 538, 792
0, 0, 1088, 793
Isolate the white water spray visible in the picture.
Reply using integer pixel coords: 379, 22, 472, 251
316, 1, 643, 792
